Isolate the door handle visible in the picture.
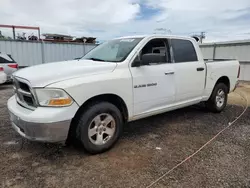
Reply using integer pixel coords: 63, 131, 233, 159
165, 71, 175, 75
197, 67, 204, 71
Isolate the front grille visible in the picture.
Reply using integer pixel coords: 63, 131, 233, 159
13, 77, 36, 109
19, 82, 30, 92
23, 95, 34, 106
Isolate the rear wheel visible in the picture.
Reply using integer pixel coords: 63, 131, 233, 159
75, 102, 123, 154
205, 83, 228, 113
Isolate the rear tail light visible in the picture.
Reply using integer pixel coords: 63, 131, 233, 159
0, 67, 3, 71
8, 64, 18, 69
237, 65, 240, 78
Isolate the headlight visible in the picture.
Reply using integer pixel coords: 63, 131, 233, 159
35, 88, 73, 107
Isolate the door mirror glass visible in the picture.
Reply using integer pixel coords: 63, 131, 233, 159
132, 55, 141, 67
141, 53, 166, 65
132, 60, 141, 67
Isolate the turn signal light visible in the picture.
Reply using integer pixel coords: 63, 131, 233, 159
48, 98, 72, 106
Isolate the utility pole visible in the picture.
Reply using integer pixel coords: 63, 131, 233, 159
200, 31, 206, 43
192, 31, 206, 43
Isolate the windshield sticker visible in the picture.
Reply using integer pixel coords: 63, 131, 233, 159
120, 39, 135, 42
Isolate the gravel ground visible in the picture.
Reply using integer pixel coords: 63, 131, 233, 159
0, 83, 250, 188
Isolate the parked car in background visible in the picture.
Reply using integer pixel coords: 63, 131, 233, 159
0, 66, 7, 84
8, 35, 240, 154
0, 53, 18, 81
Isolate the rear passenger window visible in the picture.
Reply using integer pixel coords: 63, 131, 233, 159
0, 54, 15, 64
0, 56, 7, 64
171, 39, 198, 63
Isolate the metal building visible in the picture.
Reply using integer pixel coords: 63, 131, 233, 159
0, 40, 96, 67
200, 40, 250, 81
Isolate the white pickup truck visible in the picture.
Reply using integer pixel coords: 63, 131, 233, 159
8, 35, 240, 154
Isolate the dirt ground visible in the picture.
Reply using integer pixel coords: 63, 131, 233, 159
228, 82, 250, 107
0, 83, 249, 188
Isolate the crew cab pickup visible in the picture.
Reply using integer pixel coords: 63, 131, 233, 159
8, 35, 240, 154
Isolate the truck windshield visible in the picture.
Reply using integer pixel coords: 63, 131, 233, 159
82, 38, 143, 62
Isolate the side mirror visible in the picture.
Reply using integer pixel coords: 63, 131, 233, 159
132, 55, 141, 67
132, 60, 141, 67
141, 53, 166, 65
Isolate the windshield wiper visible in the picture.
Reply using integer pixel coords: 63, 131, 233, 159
86, 58, 106, 62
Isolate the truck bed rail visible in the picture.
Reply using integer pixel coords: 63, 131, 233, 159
204, 59, 236, 63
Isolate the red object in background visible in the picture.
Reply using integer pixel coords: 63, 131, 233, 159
0, 67, 4, 71
8, 64, 18, 69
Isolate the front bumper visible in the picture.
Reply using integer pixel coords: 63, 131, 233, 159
8, 96, 79, 143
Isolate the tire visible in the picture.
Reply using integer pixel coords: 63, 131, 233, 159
75, 102, 123, 154
205, 83, 228, 113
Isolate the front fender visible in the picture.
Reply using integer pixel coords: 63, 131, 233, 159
47, 70, 134, 118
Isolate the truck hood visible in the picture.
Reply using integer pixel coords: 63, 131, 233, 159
13, 60, 117, 87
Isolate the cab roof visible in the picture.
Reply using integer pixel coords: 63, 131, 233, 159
116, 34, 194, 41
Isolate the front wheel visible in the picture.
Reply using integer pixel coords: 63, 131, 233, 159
75, 102, 123, 154
205, 83, 228, 113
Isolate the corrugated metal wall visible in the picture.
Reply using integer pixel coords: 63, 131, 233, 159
200, 41, 250, 81
239, 62, 250, 81
200, 45, 214, 59
0, 40, 96, 66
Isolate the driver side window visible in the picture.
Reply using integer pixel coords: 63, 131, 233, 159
136, 39, 170, 65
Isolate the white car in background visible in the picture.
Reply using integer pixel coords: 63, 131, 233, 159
0, 53, 18, 81
0, 66, 7, 84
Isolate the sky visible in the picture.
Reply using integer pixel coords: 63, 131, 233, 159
0, 0, 250, 42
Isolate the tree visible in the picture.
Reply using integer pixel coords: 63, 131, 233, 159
0, 30, 12, 40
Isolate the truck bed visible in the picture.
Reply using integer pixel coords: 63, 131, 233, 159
203, 59, 239, 101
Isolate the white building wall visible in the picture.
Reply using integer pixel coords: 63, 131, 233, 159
215, 45, 250, 61
239, 62, 250, 81
0, 40, 97, 66
200, 41, 250, 81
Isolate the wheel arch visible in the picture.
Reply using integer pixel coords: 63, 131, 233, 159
75, 93, 128, 122
215, 76, 230, 93
67, 93, 129, 143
